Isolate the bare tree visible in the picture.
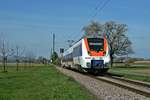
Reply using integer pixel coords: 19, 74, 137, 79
14, 45, 25, 71
0, 39, 14, 72
104, 21, 133, 67
82, 21, 133, 67
82, 21, 103, 36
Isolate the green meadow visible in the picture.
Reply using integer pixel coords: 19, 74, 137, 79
109, 65, 150, 82
0, 65, 96, 100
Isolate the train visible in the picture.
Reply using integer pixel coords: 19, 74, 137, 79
61, 34, 110, 73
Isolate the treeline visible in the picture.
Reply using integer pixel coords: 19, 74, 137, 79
0, 34, 49, 72
0, 56, 49, 64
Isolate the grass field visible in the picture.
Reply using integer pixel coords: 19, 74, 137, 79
108, 66, 150, 82
0, 65, 96, 100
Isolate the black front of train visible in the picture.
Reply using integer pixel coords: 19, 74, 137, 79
85, 59, 109, 74
92, 60, 109, 73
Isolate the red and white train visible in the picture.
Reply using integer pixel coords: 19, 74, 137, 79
62, 34, 110, 73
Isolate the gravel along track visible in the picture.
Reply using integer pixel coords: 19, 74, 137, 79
96, 76, 150, 97
56, 66, 150, 100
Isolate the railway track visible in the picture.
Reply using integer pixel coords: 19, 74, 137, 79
90, 74, 150, 97
55, 65, 150, 99
67, 68, 150, 97
55, 65, 150, 98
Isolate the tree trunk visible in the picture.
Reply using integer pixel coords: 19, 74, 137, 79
3, 57, 7, 72
110, 53, 114, 67
3, 59, 6, 72
16, 59, 19, 71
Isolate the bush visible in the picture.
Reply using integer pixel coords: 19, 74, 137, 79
51, 52, 61, 65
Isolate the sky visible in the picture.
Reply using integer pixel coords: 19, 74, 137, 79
0, 0, 150, 59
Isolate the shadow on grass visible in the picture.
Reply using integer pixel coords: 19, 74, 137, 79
106, 72, 124, 77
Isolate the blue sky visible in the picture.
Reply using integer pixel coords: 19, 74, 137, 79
0, 0, 150, 58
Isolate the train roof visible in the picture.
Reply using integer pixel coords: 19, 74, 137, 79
63, 34, 105, 55
84, 33, 104, 38
72, 34, 104, 45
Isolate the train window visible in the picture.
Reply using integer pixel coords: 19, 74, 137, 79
73, 44, 82, 57
87, 38, 104, 52
64, 53, 73, 61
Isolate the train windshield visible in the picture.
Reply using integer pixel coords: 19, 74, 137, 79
87, 38, 104, 52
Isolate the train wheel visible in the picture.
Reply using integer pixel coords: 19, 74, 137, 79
103, 68, 109, 73
77, 65, 84, 73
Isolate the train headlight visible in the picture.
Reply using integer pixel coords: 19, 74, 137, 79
86, 62, 91, 68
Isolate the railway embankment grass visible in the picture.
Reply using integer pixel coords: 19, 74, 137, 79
108, 66, 150, 82
0, 65, 96, 100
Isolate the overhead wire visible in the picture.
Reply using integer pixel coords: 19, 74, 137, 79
92, 0, 111, 20
81, 0, 111, 34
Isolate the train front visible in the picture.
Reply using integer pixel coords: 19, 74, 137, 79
82, 35, 110, 73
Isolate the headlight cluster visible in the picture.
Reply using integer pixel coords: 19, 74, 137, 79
86, 62, 91, 68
